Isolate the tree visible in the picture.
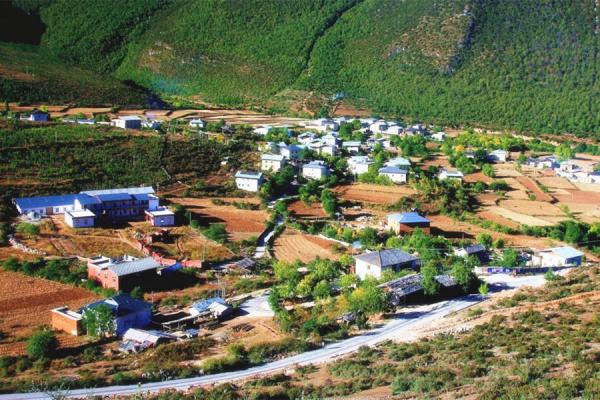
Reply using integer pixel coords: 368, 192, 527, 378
348, 279, 387, 315
482, 164, 495, 178
476, 233, 493, 248
359, 227, 379, 248
499, 249, 520, 268
451, 257, 478, 292
82, 304, 115, 338
26, 330, 58, 359
555, 144, 574, 161
420, 262, 440, 296
312, 280, 331, 299
478, 282, 489, 295
563, 221, 582, 244
320, 189, 338, 217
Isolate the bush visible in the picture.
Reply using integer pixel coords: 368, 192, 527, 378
203, 223, 228, 243
26, 330, 58, 360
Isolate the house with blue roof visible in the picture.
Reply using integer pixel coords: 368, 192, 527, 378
82, 294, 152, 336
387, 212, 431, 234
14, 186, 163, 228
302, 160, 330, 180
188, 297, 232, 319
530, 246, 583, 268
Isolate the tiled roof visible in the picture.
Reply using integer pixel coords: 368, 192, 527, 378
107, 257, 160, 277
355, 249, 419, 267
379, 166, 407, 174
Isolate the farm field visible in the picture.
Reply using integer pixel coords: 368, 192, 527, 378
0, 270, 98, 356
288, 200, 327, 219
272, 229, 341, 264
170, 197, 268, 242
497, 199, 566, 226
334, 183, 415, 205
515, 176, 554, 202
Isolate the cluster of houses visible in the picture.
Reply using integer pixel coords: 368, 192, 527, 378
51, 292, 232, 352
527, 156, 600, 184
14, 186, 174, 228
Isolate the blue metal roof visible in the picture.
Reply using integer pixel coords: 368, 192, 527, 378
235, 171, 263, 179
84, 294, 151, 316
388, 212, 430, 224
14, 194, 79, 211
379, 166, 407, 174
96, 193, 133, 202
191, 297, 226, 313
549, 246, 583, 259
81, 186, 154, 196
355, 249, 419, 267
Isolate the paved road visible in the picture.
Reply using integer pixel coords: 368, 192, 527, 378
2, 295, 483, 399
4, 272, 549, 399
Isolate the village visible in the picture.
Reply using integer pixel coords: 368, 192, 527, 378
0, 106, 598, 391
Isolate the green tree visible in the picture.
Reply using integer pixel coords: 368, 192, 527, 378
482, 164, 495, 178
421, 262, 440, 296
312, 280, 331, 299
555, 144, 574, 161
15, 222, 40, 238
320, 189, 338, 217
478, 282, 489, 295
451, 257, 478, 292
348, 279, 387, 315
499, 249, 520, 268
26, 330, 58, 360
476, 233, 493, 248
82, 304, 115, 338
563, 221, 582, 244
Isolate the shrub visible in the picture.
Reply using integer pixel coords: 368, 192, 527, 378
26, 330, 58, 360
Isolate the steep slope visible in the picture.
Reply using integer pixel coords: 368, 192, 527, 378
0, 42, 148, 105
114, 0, 359, 105
300, 0, 599, 135
4, 0, 599, 135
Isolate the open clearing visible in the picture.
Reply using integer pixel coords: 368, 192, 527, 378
288, 200, 327, 219
170, 197, 268, 242
0, 270, 98, 356
272, 229, 341, 263
334, 183, 415, 205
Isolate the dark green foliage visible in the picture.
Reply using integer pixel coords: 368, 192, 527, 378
202, 223, 228, 243
0, 42, 147, 105
0, 124, 225, 203
1, 257, 88, 286
26, 330, 58, 360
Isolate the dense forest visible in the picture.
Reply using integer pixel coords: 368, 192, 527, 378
0, 0, 598, 136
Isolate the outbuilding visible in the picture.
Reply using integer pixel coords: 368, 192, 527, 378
387, 212, 431, 234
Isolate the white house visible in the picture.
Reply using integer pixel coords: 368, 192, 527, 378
28, 110, 49, 122
348, 156, 374, 175
527, 156, 558, 169
64, 209, 96, 228
189, 119, 206, 129
488, 149, 508, 163
431, 132, 446, 141
253, 125, 273, 136
528, 246, 583, 267
378, 166, 408, 184
385, 157, 411, 169
144, 208, 175, 227
385, 125, 404, 136
342, 141, 362, 153
112, 116, 142, 129
235, 171, 264, 192
280, 144, 304, 160
308, 119, 339, 132
369, 121, 388, 134
438, 169, 464, 181
321, 133, 340, 146
261, 153, 286, 172
142, 119, 161, 130
298, 132, 316, 144
354, 249, 420, 280
302, 161, 330, 180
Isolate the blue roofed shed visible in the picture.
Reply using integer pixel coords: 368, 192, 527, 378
387, 212, 431, 234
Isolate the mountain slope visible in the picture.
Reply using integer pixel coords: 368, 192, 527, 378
4, 0, 600, 136
0, 42, 148, 106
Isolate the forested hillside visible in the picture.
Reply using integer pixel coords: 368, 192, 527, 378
2, 0, 599, 136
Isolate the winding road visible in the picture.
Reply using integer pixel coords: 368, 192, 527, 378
2, 273, 546, 399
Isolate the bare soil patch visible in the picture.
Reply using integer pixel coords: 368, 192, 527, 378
515, 176, 554, 202
272, 229, 340, 263
288, 200, 327, 219
170, 197, 268, 241
0, 270, 98, 356
334, 183, 415, 205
